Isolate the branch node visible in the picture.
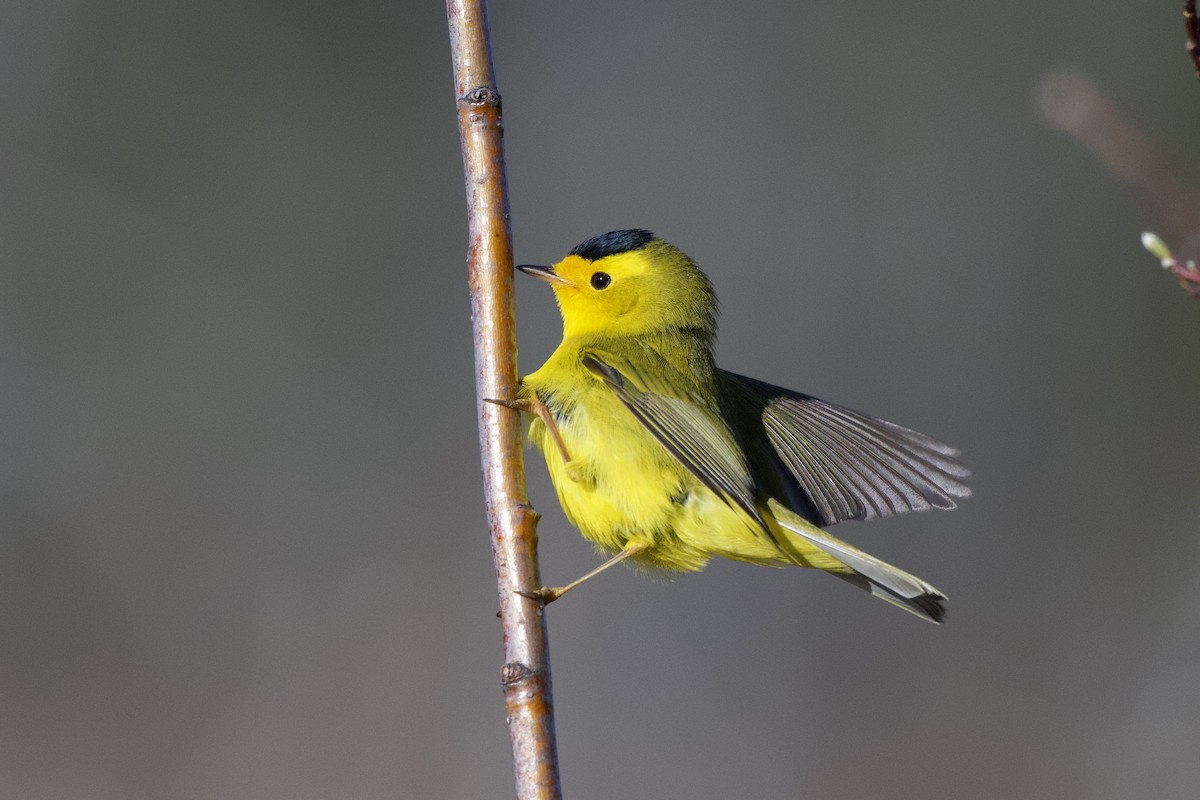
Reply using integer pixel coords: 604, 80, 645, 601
463, 86, 502, 107
501, 661, 543, 687
515, 503, 542, 525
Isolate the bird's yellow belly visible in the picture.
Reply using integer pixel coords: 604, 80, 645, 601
529, 390, 778, 573
532, 398, 676, 544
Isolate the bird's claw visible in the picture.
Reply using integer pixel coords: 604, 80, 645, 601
485, 397, 530, 412
516, 586, 565, 606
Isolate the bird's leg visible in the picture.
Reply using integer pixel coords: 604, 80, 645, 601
484, 391, 571, 463
518, 542, 649, 605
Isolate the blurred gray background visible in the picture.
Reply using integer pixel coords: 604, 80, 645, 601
4, 2, 1200, 798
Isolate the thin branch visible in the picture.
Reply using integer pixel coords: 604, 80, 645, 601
1037, 71, 1200, 244
1187, 0, 1200, 77
1143, 232, 1200, 297
445, 2, 563, 798
1037, 70, 1200, 299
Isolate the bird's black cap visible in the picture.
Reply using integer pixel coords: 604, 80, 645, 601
569, 229, 656, 262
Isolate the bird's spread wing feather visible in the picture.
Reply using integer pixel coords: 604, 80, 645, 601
719, 371, 971, 527
579, 348, 772, 537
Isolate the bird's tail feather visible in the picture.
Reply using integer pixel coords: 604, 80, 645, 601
767, 499, 947, 624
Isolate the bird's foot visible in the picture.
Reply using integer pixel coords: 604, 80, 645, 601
515, 586, 567, 606
483, 397, 532, 413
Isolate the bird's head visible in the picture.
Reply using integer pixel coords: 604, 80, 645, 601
518, 229, 718, 341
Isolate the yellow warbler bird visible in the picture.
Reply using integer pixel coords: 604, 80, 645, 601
502, 229, 970, 623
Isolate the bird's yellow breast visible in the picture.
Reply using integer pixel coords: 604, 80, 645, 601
522, 341, 709, 571
521, 338, 787, 573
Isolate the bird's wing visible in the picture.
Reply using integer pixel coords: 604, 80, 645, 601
768, 500, 947, 623
718, 371, 971, 526
580, 347, 772, 537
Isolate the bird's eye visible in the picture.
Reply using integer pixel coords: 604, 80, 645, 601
590, 272, 611, 290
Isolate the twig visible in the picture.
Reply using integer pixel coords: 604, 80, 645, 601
1037, 71, 1200, 244
1187, 0, 1200, 77
1143, 232, 1200, 297
445, 2, 563, 798
1037, 70, 1200, 299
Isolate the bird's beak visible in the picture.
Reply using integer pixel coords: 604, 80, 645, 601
516, 264, 573, 286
